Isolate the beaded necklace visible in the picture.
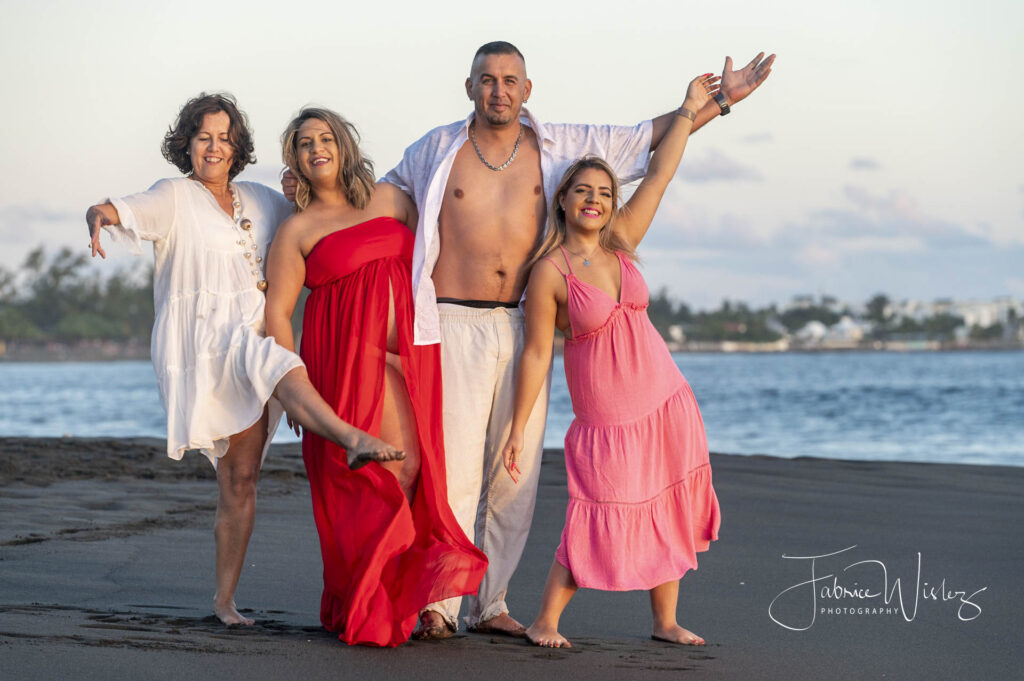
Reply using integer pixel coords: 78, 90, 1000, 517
228, 185, 267, 291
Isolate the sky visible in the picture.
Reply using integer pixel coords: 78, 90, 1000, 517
1, 0, 1021, 311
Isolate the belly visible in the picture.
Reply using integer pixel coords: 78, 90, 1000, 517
432, 226, 537, 301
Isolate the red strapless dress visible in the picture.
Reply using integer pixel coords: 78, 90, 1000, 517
300, 217, 487, 647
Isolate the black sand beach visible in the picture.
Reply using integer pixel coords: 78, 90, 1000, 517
1, 438, 1020, 680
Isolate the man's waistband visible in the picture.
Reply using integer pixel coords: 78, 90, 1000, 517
436, 297, 519, 309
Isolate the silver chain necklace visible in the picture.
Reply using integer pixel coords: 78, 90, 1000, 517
469, 121, 523, 171
564, 243, 602, 266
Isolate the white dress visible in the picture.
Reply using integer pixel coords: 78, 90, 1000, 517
106, 177, 304, 466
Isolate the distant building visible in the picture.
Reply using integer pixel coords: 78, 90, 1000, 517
794, 316, 867, 349
790, 294, 816, 310
826, 316, 866, 343
794, 320, 828, 344
889, 297, 1022, 329
953, 297, 1022, 328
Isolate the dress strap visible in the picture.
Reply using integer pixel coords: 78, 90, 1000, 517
543, 256, 568, 278
557, 245, 577, 276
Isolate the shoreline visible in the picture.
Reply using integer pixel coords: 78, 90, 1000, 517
1, 437, 1020, 679
2, 345, 1022, 363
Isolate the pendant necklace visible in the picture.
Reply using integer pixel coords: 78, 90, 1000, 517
564, 243, 601, 266
469, 120, 523, 171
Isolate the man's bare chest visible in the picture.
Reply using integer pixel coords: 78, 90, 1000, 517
442, 144, 544, 215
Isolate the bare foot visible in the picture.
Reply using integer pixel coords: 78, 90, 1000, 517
525, 622, 571, 648
214, 599, 254, 626
411, 610, 454, 640
468, 612, 527, 637
346, 431, 405, 470
651, 623, 705, 645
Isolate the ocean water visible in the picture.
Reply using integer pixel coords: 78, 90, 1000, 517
1, 352, 1021, 467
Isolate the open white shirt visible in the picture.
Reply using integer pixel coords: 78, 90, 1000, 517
382, 109, 653, 345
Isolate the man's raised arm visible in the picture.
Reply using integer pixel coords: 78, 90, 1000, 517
649, 52, 775, 149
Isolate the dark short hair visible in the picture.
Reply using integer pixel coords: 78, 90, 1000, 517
161, 92, 256, 179
472, 41, 525, 66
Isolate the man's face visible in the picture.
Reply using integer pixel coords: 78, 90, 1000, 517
465, 52, 532, 128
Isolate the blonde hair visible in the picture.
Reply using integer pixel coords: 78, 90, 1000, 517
527, 156, 637, 270
281, 107, 375, 211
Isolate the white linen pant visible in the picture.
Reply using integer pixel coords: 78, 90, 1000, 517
427, 303, 550, 629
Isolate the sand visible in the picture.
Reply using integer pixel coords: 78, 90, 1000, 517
0, 438, 1021, 680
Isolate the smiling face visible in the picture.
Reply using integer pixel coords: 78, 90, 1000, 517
187, 111, 235, 185
295, 118, 339, 185
559, 166, 616, 233
465, 52, 532, 128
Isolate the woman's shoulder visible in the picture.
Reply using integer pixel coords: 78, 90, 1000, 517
529, 253, 568, 287
144, 176, 188, 195
274, 209, 314, 238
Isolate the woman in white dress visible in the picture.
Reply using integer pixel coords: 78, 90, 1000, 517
85, 93, 402, 626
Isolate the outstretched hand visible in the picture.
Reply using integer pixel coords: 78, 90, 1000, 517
720, 52, 775, 105
281, 169, 298, 203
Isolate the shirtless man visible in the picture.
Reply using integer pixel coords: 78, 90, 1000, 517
380, 41, 774, 639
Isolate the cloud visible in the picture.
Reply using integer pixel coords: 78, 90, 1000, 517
0, 203, 81, 244
0, 204, 78, 224
789, 186, 992, 250
793, 236, 924, 268
639, 251, 806, 311
642, 185, 769, 252
741, 132, 773, 144
1005, 277, 1024, 297
678, 149, 762, 183
849, 157, 880, 171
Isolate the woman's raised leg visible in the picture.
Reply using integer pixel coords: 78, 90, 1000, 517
273, 366, 403, 467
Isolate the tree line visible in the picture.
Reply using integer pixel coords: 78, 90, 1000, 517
646, 291, 1014, 344
0, 247, 154, 343
0, 247, 1014, 347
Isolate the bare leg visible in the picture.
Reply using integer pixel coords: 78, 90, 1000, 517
273, 366, 403, 468
649, 579, 705, 645
213, 409, 268, 626
524, 560, 576, 648
379, 353, 420, 502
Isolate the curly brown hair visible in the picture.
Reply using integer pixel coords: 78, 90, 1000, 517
161, 93, 256, 179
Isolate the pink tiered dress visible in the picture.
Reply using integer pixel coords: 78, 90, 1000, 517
545, 246, 720, 591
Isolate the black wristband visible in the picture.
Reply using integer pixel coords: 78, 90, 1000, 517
713, 91, 731, 116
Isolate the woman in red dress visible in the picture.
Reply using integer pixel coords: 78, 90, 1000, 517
265, 108, 486, 647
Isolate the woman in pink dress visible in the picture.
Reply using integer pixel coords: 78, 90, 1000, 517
500, 74, 724, 648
